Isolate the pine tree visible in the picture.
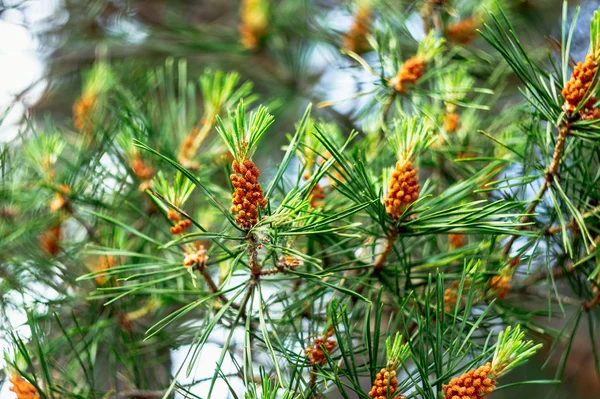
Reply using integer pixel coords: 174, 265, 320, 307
1, 1, 599, 398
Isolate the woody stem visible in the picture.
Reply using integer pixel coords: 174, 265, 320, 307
502, 122, 570, 257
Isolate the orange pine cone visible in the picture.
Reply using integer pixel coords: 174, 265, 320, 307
443, 362, 496, 399
40, 224, 61, 256
448, 233, 465, 249
444, 281, 459, 313
95, 255, 118, 286
444, 113, 460, 133
384, 159, 420, 219
183, 245, 208, 268
390, 56, 426, 93
368, 368, 399, 399
562, 54, 599, 119
490, 274, 511, 300
343, 5, 372, 53
9, 374, 40, 399
170, 218, 192, 235
309, 183, 326, 208
240, 0, 269, 50
305, 332, 336, 365
167, 209, 180, 221
230, 159, 267, 230
130, 157, 154, 180
73, 93, 96, 133
447, 18, 478, 44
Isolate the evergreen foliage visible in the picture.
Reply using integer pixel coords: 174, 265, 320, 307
1, 0, 599, 398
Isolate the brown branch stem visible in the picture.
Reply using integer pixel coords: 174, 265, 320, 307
502, 122, 570, 257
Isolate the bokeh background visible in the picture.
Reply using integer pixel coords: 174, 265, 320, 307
1, 1, 599, 398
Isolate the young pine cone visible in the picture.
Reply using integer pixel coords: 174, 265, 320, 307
183, 245, 208, 268
170, 218, 191, 235
73, 93, 96, 133
490, 274, 511, 300
230, 159, 267, 230
9, 374, 40, 399
444, 113, 460, 133
240, 0, 269, 50
95, 255, 118, 286
368, 368, 400, 399
343, 4, 372, 54
305, 333, 336, 365
444, 281, 460, 313
130, 156, 154, 180
448, 233, 465, 249
562, 54, 600, 120
443, 362, 496, 399
384, 159, 420, 219
390, 56, 426, 93
309, 183, 326, 208
447, 18, 478, 44
40, 224, 61, 256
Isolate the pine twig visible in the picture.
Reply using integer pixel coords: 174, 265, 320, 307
503, 123, 570, 256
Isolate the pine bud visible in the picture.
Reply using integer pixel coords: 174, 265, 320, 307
130, 156, 154, 180
343, 2, 372, 54
390, 56, 426, 93
183, 245, 208, 268
444, 281, 459, 313
48, 185, 71, 213
448, 233, 465, 249
490, 274, 511, 300
230, 159, 267, 230
384, 159, 420, 219
9, 374, 40, 399
368, 368, 400, 399
240, 0, 269, 50
305, 331, 336, 365
309, 183, 326, 208
95, 255, 118, 286
167, 209, 180, 221
443, 362, 496, 399
40, 224, 61, 256
72, 93, 96, 133
447, 18, 478, 44
170, 218, 192, 235
444, 113, 460, 133
562, 54, 600, 120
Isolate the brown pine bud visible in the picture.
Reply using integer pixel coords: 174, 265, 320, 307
9, 374, 40, 399
443, 362, 496, 399
390, 56, 426, 93
305, 334, 337, 365
73, 93, 96, 133
447, 18, 478, 44
368, 368, 400, 399
384, 159, 420, 219
562, 54, 599, 119
230, 159, 267, 230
